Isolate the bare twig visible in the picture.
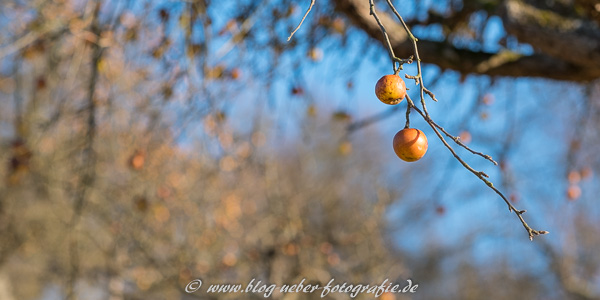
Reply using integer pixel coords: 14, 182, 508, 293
404, 101, 411, 129
368, 0, 547, 240
405, 96, 547, 240
287, 0, 316, 42
369, 0, 398, 72
369, 0, 414, 72
429, 117, 497, 164
384, 0, 437, 105
215, 0, 269, 59
347, 105, 402, 133
0, 20, 64, 59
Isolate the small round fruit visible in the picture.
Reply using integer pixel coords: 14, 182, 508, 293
375, 74, 406, 105
567, 185, 581, 201
393, 128, 428, 162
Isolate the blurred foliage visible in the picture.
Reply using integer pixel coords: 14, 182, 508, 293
0, 1, 599, 300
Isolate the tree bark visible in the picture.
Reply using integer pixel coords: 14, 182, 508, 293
334, 0, 600, 82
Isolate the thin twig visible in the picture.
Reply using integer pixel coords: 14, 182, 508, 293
368, 0, 546, 240
386, 1, 494, 166
385, 0, 436, 102
429, 118, 497, 164
369, 0, 415, 71
215, 0, 269, 59
347, 105, 402, 133
0, 20, 64, 59
406, 95, 547, 240
287, 0, 316, 42
404, 101, 411, 129
369, 0, 399, 72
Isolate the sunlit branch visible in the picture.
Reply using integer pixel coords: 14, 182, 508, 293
369, 0, 547, 240
287, 0, 316, 41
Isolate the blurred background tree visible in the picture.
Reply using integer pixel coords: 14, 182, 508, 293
0, 0, 599, 299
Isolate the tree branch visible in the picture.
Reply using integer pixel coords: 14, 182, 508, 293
333, 0, 600, 82
66, 3, 103, 299
501, 0, 600, 69
360, 0, 548, 240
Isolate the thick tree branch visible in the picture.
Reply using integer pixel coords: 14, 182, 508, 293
574, 0, 600, 26
501, 0, 600, 69
407, 0, 497, 31
333, 0, 600, 82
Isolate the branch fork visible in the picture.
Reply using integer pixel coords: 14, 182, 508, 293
371, 0, 547, 240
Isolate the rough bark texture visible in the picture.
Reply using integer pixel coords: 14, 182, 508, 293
334, 0, 600, 82
502, 0, 600, 68
574, 0, 600, 26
